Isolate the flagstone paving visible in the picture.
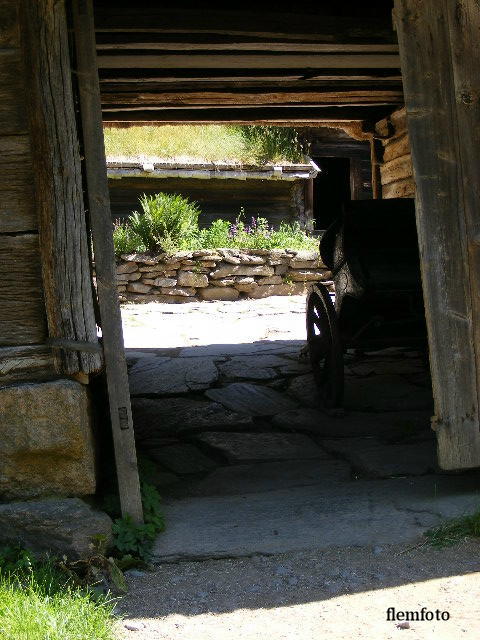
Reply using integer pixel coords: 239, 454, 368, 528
121, 296, 480, 561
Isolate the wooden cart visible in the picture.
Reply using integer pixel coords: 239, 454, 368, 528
306, 198, 428, 407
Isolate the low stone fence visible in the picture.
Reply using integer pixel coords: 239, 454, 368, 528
116, 248, 332, 303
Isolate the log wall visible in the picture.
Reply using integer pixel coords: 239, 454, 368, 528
108, 176, 307, 229
0, 0, 51, 381
375, 107, 415, 199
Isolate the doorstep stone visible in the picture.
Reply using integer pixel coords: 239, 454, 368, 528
131, 397, 253, 440
196, 432, 328, 463
272, 408, 432, 439
343, 374, 433, 411
129, 357, 219, 395
321, 438, 437, 478
148, 443, 217, 475
183, 459, 351, 497
206, 383, 298, 415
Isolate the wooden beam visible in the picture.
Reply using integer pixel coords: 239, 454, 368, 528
102, 106, 396, 124
97, 53, 401, 70
19, 0, 101, 375
72, 0, 143, 523
395, 0, 480, 470
100, 90, 403, 108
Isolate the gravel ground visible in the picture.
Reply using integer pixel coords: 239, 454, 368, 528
116, 540, 480, 640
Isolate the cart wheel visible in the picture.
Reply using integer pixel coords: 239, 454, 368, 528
306, 283, 344, 408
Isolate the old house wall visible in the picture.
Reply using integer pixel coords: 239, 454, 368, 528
108, 176, 307, 228
375, 107, 415, 199
0, 0, 97, 501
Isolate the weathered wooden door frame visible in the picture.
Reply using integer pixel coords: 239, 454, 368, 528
395, 0, 480, 469
71, 0, 143, 520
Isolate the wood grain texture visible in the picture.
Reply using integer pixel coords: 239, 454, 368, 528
72, 0, 143, 523
0, 52, 27, 134
0, 344, 55, 383
19, 0, 101, 374
380, 153, 413, 185
0, 234, 47, 345
97, 53, 401, 70
0, 135, 36, 231
0, 0, 19, 47
395, 0, 480, 469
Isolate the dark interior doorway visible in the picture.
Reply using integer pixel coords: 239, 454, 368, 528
312, 157, 351, 230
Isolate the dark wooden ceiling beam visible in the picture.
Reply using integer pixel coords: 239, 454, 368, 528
101, 105, 394, 123
93, 7, 396, 43
100, 90, 403, 107
96, 53, 401, 69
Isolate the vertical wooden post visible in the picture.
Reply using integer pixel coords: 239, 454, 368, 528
71, 0, 143, 521
304, 177, 314, 230
395, 0, 480, 469
369, 136, 382, 199
19, 0, 102, 375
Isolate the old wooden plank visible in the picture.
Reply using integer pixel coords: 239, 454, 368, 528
0, 191, 36, 233
72, 0, 143, 523
101, 90, 403, 107
102, 106, 395, 124
0, 234, 47, 345
0, 0, 19, 48
442, 0, 480, 468
97, 53, 401, 70
0, 51, 27, 134
380, 153, 413, 185
96, 38, 400, 53
382, 178, 415, 199
19, 0, 101, 375
0, 344, 55, 383
395, 0, 480, 469
93, 8, 396, 43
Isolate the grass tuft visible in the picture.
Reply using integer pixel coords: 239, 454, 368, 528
0, 551, 117, 640
424, 509, 480, 547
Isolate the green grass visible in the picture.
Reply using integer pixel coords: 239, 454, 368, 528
103, 124, 305, 164
104, 124, 254, 163
0, 552, 117, 640
424, 509, 480, 547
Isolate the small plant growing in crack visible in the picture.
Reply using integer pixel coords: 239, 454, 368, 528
424, 509, 480, 547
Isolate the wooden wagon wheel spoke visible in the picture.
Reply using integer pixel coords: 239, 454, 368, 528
306, 283, 344, 408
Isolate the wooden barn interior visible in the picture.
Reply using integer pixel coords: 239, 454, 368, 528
1, 0, 479, 525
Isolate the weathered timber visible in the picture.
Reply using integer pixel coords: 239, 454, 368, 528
93, 8, 396, 43
380, 154, 413, 185
95, 34, 400, 52
97, 53, 401, 70
382, 132, 410, 163
382, 178, 415, 199
0, 0, 19, 47
102, 106, 396, 124
395, 0, 480, 469
0, 52, 27, 134
0, 234, 47, 345
72, 0, 143, 523
100, 90, 403, 107
19, 0, 101, 375
0, 344, 55, 384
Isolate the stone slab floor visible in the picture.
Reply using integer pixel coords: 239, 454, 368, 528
119, 296, 480, 639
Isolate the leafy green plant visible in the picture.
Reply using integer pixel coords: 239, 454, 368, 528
112, 219, 145, 255
129, 192, 200, 253
424, 509, 480, 547
111, 482, 165, 561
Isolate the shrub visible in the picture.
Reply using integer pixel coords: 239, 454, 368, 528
112, 220, 145, 254
129, 192, 200, 253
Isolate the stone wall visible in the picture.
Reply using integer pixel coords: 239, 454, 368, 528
117, 248, 332, 303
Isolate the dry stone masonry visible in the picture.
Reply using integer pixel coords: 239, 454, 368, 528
116, 248, 332, 303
